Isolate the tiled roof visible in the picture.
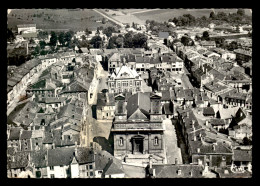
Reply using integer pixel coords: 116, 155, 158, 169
103, 159, 124, 176
161, 90, 171, 101
126, 92, 150, 119
203, 107, 215, 115
233, 149, 252, 162
8, 128, 21, 140
75, 147, 95, 164
152, 164, 204, 178
31, 149, 47, 168
47, 147, 75, 166
210, 119, 225, 126
20, 130, 32, 140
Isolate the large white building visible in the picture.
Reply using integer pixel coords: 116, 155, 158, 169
17, 24, 36, 34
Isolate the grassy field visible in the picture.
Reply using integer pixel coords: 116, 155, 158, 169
134, 9, 252, 22
8, 9, 116, 32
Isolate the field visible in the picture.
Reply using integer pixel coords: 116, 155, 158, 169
8, 9, 116, 32
134, 9, 252, 22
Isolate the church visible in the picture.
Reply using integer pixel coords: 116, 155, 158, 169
111, 92, 166, 164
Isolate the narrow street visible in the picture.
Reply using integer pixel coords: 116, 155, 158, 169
172, 118, 190, 164
163, 119, 183, 164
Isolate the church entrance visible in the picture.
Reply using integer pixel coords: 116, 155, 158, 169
132, 136, 144, 154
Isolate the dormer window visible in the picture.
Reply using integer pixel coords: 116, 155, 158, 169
177, 169, 181, 175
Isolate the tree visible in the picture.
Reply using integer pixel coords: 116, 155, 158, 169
64, 31, 74, 45
202, 31, 210, 41
49, 31, 57, 46
209, 11, 216, 19
7, 28, 15, 42
132, 33, 147, 48
103, 26, 116, 38
181, 36, 194, 46
81, 35, 86, 41
58, 32, 65, 46
124, 32, 133, 47
34, 45, 40, 55
39, 41, 46, 49
237, 9, 245, 17
102, 18, 106, 24
90, 35, 102, 48
115, 36, 124, 48
243, 137, 252, 145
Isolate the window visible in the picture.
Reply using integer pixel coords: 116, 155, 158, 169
154, 137, 159, 145
50, 174, 55, 178
222, 156, 226, 161
98, 171, 103, 174
50, 166, 54, 170
90, 171, 94, 176
86, 165, 88, 170
119, 137, 124, 146
89, 165, 93, 170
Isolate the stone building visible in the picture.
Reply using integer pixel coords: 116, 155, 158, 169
111, 92, 166, 164
107, 65, 143, 94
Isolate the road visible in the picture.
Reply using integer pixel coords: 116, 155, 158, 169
163, 119, 183, 164
92, 9, 125, 28
130, 9, 160, 15
7, 67, 48, 116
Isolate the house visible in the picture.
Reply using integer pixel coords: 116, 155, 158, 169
146, 164, 207, 178
17, 24, 36, 34
71, 147, 95, 178
233, 49, 252, 63
176, 108, 233, 168
102, 159, 125, 178
203, 107, 215, 117
46, 147, 75, 178
232, 149, 252, 172
200, 41, 216, 49
96, 92, 116, 121
215, 107, 240, 127
7, 150, 31, 178
209, 119, 226, 131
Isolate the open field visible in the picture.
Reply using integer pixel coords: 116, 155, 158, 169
134, 9, 252, 22
8, 9, 116, 32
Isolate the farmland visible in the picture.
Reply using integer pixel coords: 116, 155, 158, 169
134, 9, 252, 22
7, 9, 116, 32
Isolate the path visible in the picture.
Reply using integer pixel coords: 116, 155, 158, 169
92, 9, 125, 28
130, 9, 161, 15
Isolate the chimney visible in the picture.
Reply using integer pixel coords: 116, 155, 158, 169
192, 120, 195, 125
52, 143, 55, 149
194, 135, 197, 141
205, 120, 209, 126
175, 158, 178, 165
197, 148, 200, 153
177, 169, 181, 175
190, 171, 193, 177
187, 112, 189, 118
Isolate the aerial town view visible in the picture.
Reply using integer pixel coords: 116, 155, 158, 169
7, 8, 252, 178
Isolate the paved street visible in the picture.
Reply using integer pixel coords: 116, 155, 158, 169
163, 119, 183, 164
